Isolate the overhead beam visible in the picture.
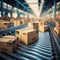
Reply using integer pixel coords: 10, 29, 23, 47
54, 0, 56, 19
15, 0, 34, 14
39, 0, 44, 16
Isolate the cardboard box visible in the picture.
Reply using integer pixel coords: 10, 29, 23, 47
10, 17, 14, 23
1, 21, 11, 28
54, 27, 60, 36
0, 36, 18, 52
24, 20, 28, 24
14, 20, 23, 27
39, 21, 46, 26
21, 19, 28, 25
39, 25, 50, 32
15, 30, 21, 40
16, 28, 38, 45
28, 21, 39, 30
22, 18, 28, 24
0, 20, 11, 29
56, 21, 60, 27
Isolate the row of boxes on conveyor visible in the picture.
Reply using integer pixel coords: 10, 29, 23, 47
15, 20, 50, 45
13, 17, 36, 27
14, 18, 28, 27
28, 20, 50, 32
0, 20, 50, 53
54, 20, 60, 36
0, 28, 38, 52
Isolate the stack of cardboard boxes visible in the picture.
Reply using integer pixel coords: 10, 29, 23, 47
15, 28, 38, 45
0, 36, 18, 52
54, 21, 60, 36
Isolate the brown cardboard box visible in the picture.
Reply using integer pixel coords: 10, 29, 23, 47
1, 21, 11, 27
39, 21, 46, 26
22, 18, 28, 24
39, 25, 50, 32
14, 20, 23, 27
16, 28, 38, 45
0, 36, 18, 52
1, 25, 8, 29
0, 21, 11, 29
10, 17, 14, 23
56, 21, 60, 27
28, 21, 39, 30
54, 27, 60, 36
21, 19, 28, 25
24, 20, 28, 24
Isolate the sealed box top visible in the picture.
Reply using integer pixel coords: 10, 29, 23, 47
3, 36, 17, 39
0, 38, 15, 43
20, 28, 35, 33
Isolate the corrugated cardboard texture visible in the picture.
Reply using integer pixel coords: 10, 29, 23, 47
16, 28, 38, 45
0, 36, 18, 52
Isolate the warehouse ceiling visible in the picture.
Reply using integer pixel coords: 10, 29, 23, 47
2, 0, 60, 16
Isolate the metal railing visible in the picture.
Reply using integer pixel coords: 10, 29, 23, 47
49, 27, 60, 60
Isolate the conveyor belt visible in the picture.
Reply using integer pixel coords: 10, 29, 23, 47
48, 22, 60, 60
0, 25, 52, 60
0, 24, 28, 37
